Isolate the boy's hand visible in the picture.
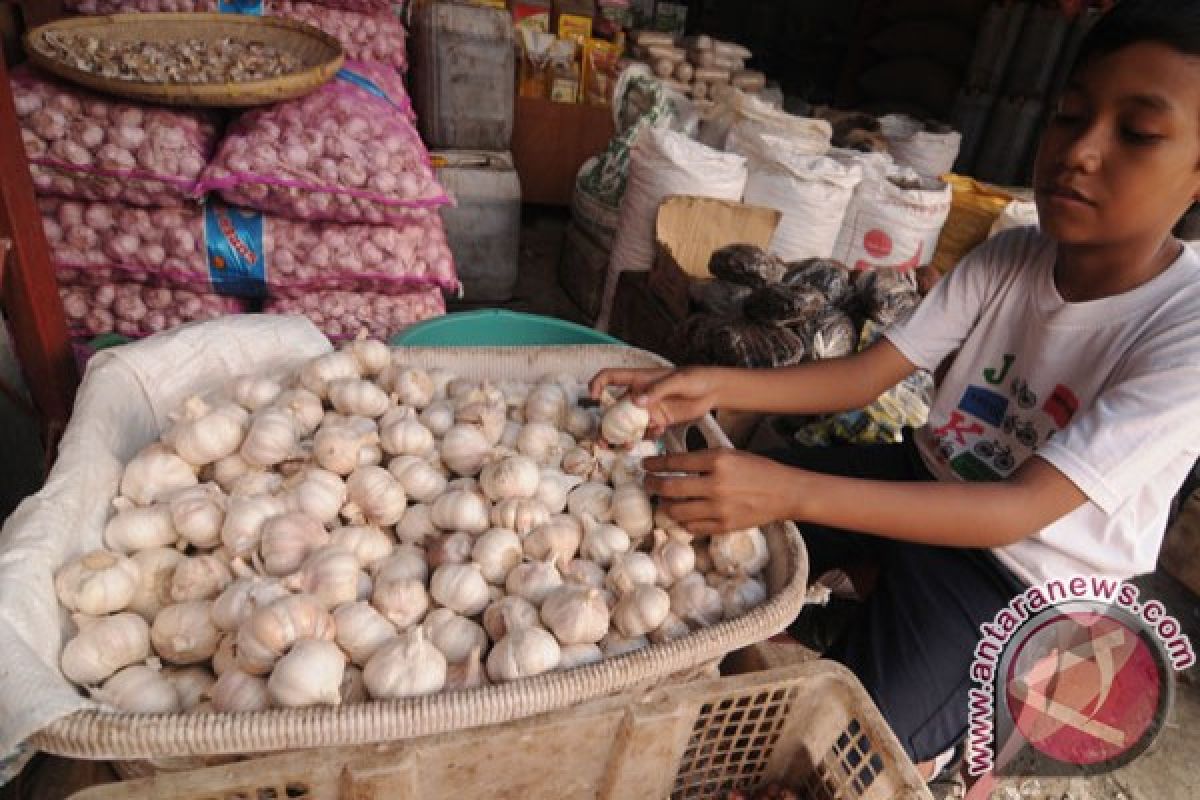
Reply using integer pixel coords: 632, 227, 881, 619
589, 367, 723, 438
641, 448, 800, 535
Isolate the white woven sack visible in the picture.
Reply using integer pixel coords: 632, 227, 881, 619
989, 199, 1040, 237
833, 160, 952, 273
699, 88, 832, 152
736, 132, 863, 261
598, 127, 747, 329
879, 114, 962, 179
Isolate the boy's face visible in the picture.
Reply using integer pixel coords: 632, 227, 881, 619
1033, 41, 1200, 246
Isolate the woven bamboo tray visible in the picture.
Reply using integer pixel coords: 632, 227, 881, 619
30, 345, 810, 762
24, 13, 343, 107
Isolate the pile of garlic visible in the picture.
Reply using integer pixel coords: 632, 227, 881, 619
55, 338, 771, 713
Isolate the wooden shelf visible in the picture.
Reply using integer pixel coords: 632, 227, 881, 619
511, 96, 616, 206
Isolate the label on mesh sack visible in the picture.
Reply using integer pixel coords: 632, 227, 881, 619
204, 203, 268, 297
219, 0, 264, 15
336, 68, 403, 112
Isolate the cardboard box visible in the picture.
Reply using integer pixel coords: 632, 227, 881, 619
647, 196, 781, 320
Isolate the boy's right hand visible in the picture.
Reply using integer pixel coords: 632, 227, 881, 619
589, 367, 723, 437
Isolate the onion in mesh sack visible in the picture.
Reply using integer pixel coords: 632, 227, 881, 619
674, 313, 729, 366
800, 309, 857, 360
742, 285, 827, 327
687, 280, 753, 317
853, 267, 920, 327
710, 320, 807, 368
708, 244, 787, 289
781, 258, 853, 308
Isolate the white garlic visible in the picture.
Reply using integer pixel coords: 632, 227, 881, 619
169, 483, 226, 549
430, 563, 490, 616
651, 529, 696, 587
163, 665, 215, 710
535, 470, 584, 514
329, 378, 390, 418
103, 499, 177, 553
121, 444, 198, 506
346, 335, 391, 377
669, 573, 723, 627
564, 407, 598, 441
606, 551, 659, 593
540, 585, 610, 645
343, 466, 407, 527
709, 529, 769, 576
333, 602, 396, 666
454, 385, 507, 445
562, 558, 607, 589
211, 574, 288, 632
55, 550, 140, 615
152, 601, 221, 664
611, 484, 653, 539
479, 454, 541, 502
499, 420, 522, 449
259, 512, 330, 576
231, 375, 282, 412
490, 497, 550, 535
717, 573, 768, 619
371, 573, 429, 630
394, 503, 437, 545
558, 643, 603, 670
61, 612, 150, 685
419, 401, 456, 437
221, 495, 287, 557
298, 351, 361, 399
240, 408, 301, 468
608, 455, 645, 488
498, 380, 530, 410
212, 634, 237, 676
523, 515, 582, 570
164, 396, 249, 467
599, 631, 649, 658
380, 417, 435, 458
426, 368, 456, 399
482, 595, 539, 641
283, 547, 363, 609
314, 420, 380, 476
128, 547, 187, 620
524, 383, 568, 428
580, 515, 630, 567
170, 554, 233, 603
472, 527, 523, 584
211, 453, 254, 492
561, 447, 599, 480
612, 584, 671, 638
601, 398, 650, 447
427, 531, 475, 569
649, 614, 691, 644
210, 668, 270, 712
487, 626, 561, 682
505, 558, 563, 606
268, 638, 345, 707
330, 525, 394, 569
229, 468, 285, 498
273, 388, 325, 436
516, 422, 565, 467
431, 488, 490, 534
284, 468, 347, 526
373, 545, 429, 584
363, 626, 446, 699
424, 608, 488, 664
440, 424, 491, 477
92, 662, 182, 713
567, 483, 613, 522
444, 645, 489, 691
388, 366, 436, 409
236, 594, 335, 674
340, 664, 369, 704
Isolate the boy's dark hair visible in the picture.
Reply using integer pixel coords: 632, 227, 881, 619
1074, 0, 1200, 72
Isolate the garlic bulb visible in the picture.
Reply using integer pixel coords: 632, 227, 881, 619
498, 380, 531, 410
482, 595, 539, 641
232, 375, 282, 412
601, 398, 650, 447
523, 515, 582, 569
487, 627, 561, 682
717, 573, 768, 619
490, 497, 550, 535
444, 645, 489, 691
212, 634, 237, 676
340, 664, 369, 704
259, 512, 330, 576
273, 388, 325, 436
163, 665, 215, 710
479, 455, 540, 501
152, 601, 221, 664
561, 447, 598, 480
283, 547, 363, 609
92, 662, 182, 713
103, 500, 177, 553
128, 547, 187, 620
333, 602, 397, 666
380, 417, 435, 458
229, 468, 285, 498
419, 401, 456, 437
61, 612, 150, 685
210, 668, 270, 712
240, 408, 300, 468
169, 483, 226, 549
567, 483, 613, 522
431, 488, 490, 534
558, 643, 603, 670
314, 421, 380, 476
298, 351, 361, 399
454, 385, 507, 445
579, 516, 630, 567
170, 554, 234, 603
374, 545, 429, 584
535, 470, 584, 514
346, 336, 391, 377
562, 558, 606, 589
424, 608, 488, 664
164, 397, 249, 467
540, 585, 610, 645
524, 383, 568, 428
211, 453, 254, 492
268, 639, 345, 707
669, 573, 723, 627
55, 550, 140, 615
440, 424, 491, 477
388, 456, 447, 505
599, 631, 649, 658
427, 531, 474, 569
221, 495, 287, 556
211, 574, 288, 632
284, 469, 347, 526
343, 466, 407, 527
517, 422, 565, 467
430, 563, 490, 616
363, 627, 446, 699
472, 527, 523, 584
651, 529, 696, 588
329, 378, 390, 418
427, 368, 456, 399
505, 558, 563, 606
694, 544, 714, 575
500, 420, 522, 449
236, 594, 335, 674
564, 407, 598, 440
709, 529, 769, 576
330, 525, 394, 569
610, 485, 653, 539
649, 614, 691, 644
606, 552, 658, 593
372, 574, 429, 630
121, 444, 198, 506
388, 367, 436, 409
608, 455, 647, 488
395, 503, 437, 545
612, 584, 671, 637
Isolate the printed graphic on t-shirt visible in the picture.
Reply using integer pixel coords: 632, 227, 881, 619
929, 354, 1077, 482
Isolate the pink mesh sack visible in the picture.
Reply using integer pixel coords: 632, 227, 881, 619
59, 284, 247, 338
265, 287, 447, 341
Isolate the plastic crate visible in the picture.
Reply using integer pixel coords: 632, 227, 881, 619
67, 662, 932, 800
390, 309, 622, 347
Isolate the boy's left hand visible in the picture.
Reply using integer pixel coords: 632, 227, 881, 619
641, 448, 800, 536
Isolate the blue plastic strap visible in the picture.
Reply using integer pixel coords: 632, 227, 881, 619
336, 68, 403, 111
204, 204, 268, 297
218, 0, 264, 15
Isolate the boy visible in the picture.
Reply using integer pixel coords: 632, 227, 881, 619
591, 0, 1200, 779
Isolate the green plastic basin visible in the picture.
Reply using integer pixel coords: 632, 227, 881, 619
390, 310, 622, 347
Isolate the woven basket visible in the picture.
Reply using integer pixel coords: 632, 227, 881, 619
30, 345, 809, 761
24, 13, 343, 107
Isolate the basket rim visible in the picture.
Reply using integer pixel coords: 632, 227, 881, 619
23, 13, 345, 108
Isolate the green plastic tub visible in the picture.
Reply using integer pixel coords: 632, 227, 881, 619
390, 310, 622, 347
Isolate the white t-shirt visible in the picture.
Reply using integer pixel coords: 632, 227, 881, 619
885, 226, 1200, 585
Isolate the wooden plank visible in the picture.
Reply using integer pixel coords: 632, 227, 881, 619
512, 96, 615, 206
